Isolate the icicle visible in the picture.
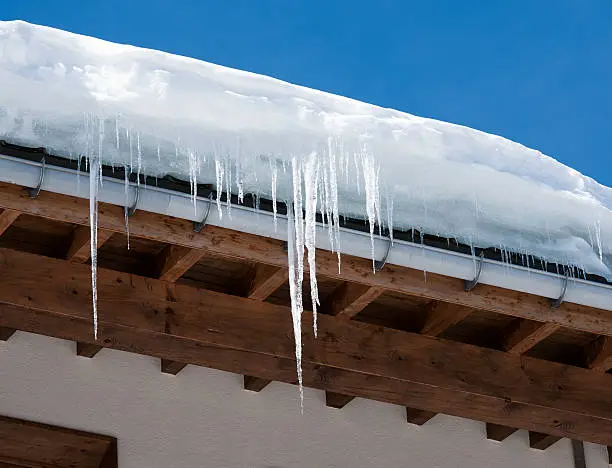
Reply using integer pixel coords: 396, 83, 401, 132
89, 118, 103, 340
303, 152, 320, 336
360, 148, 381, 270
327, 138, 341, 272
286, 200, 304, 411
123, 165, 131, 250
594, 220, 603, 263
215, 157, 224, 218
270, 158, 278, 230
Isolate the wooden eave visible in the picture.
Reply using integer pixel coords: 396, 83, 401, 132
1, 181, 612, 451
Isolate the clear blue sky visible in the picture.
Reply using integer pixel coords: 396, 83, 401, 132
4, 0, 611, 185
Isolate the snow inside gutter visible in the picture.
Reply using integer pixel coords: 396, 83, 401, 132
1, 152, 611, 312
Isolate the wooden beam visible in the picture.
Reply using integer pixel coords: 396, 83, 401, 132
2, 182, 608, 337
0, 415, 117, 468
325, 392, 354, 409
502, 319, 560, 355
607, 446, 612, 465
161, 359, 187, 375
585, 336, 612, 372
486, 423, 518, 442
0, 209, 20, 236
405, 407, 436, 426
76, 342, 102, 358
157, 245, 205, 282
0, 326, 16, 341
66, 226, 114, 263
243, 375, 271, 392
5, 249, 612, 445
529, 431, 562, 450
247, 264, 288, 300
321, 282, 383, 318
421, 301, 473, 336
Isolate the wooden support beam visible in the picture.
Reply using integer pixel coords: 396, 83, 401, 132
486, 423, 518, 442
321, 282, 383, 318
76, 342, 102, 358
247, 264, 288, 300
243, 375, 271, 392
502, 319, 560, 355
607, 446, 612, 465
161, 359, 187, 375
405, 407, 436, 426
3, 183, 608, 338
421, 302, 473, 337
0, 209, 20, 236
5, 249, 612, 445
529, 431, 562, 450
66, 226, 114, 263
585, 336, 612, 372
157, 245, 205, 282
325, 392, 355, 409
0, 326, 16, 341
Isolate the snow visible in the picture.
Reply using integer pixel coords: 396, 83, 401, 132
1, 20, 611, 399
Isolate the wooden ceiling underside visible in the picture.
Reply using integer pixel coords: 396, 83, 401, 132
0, 415, 116, 468
1, 181, 612, 453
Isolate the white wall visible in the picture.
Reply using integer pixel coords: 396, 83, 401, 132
0, 332, 609, 468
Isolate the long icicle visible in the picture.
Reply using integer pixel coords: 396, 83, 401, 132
89, 119, 103, 339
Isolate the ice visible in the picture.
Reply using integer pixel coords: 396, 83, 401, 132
1, 21, 612, 398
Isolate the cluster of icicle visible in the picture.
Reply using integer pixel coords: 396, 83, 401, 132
83, 117, 385, 409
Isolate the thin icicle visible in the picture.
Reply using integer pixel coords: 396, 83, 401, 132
89, 118, 103, 339
303, 152, 320, 336
215, 157, 224, 218
271, 158, 278, 230
123, 165, 131, 250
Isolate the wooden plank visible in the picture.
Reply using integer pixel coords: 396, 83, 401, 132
0, 415, 116, 468
0, 209, 20, 236
247, 264, 288, 300
66, 226, 114, 263
585, 336, 612, 372
161, 359, 187, 375
321, 282, 383, 318
405, 407, 436, 426
486, 423, 518, 442
529, 431, 562, 450
421, 301, 473, 336
0, 326, 16, 341
76, 342, 102, 358
243, 375, 271, 392
2, 183, 609, 336
5, 250, 612, 444
502, 319, 560, 355
325, 392, 354, 409
157, 245, 205, 282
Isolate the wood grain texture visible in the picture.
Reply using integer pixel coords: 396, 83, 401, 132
0, 209, 20, 237
1, 182, 609, 336
157, 245, 205, 282
502, 320, 560, 355
321, 282, 383, 318
421, 302, 473, 337
0, 415, 116, 468
66, 226, 114, 263
4, 250, 612, 445
585, 336, 612, 372
247, 264, 288, 300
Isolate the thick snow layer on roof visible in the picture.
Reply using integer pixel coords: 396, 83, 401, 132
1, 20, 611, 279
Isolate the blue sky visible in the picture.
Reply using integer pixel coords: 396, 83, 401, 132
4, 0, 611, 185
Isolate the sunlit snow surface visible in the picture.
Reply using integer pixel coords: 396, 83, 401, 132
1, 21, 612, 397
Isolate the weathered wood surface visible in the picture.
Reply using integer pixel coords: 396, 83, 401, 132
3, 249, 612, 444
1, 182, 610, 336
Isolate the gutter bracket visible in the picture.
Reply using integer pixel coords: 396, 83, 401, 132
126, 182, 140, 218
374, 235, 392, 273
28, 156, 46, 199
464, 251, 485, 292
550, 272, 569, 309
193, 193, 213, 233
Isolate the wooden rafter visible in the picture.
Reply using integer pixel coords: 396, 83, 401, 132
4, 250, 612, 445
405, 407, 437, 426
76, 342, 102, 358
502, 319, 560, 355
0, 182, 608, 337
326, 392, 354, 409
161, 359, 187, 375
321, 282, 383, 318
420, 301, 473, 337
0, 209, 20, 236
246, 264, 288, 300
585, 336, 612, 372
157, 245, 204, 282
66, 226, 114, 263
529, 431, 562, 450
0, 326, 16, 341
244, 375, 271, 392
